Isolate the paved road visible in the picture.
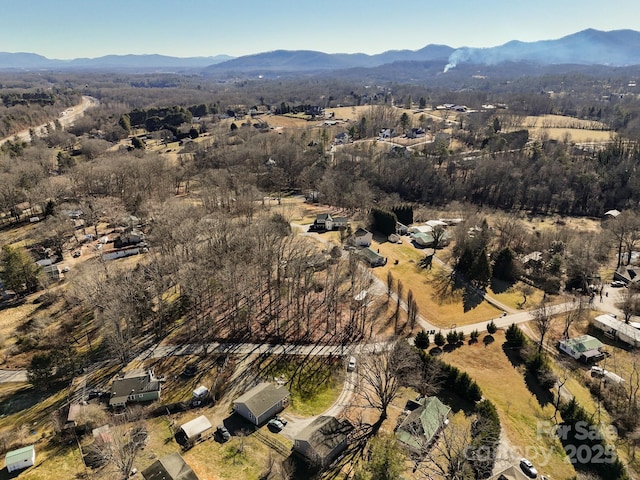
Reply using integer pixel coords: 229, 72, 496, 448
0, 95, 97, 146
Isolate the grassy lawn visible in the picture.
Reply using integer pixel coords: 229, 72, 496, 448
372, 240, 502, 327
441, 330, 575, 479
256, 355, 344, 416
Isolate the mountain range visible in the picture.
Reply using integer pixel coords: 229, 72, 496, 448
1, 29, 640, 74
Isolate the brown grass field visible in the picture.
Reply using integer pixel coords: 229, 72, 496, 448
443, 330, 576, 479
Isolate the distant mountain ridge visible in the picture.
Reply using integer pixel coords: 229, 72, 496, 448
2, 29, 640, 73
0, 53, 233, 71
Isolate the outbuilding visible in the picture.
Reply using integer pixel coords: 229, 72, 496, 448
5, 445, 35, 472
175, 415, 213, 447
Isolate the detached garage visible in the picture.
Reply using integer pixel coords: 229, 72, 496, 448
5, 445, 35, 472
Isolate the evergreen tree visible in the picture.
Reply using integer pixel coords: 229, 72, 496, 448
470, 248, 492, 288
493, 247, 517, 281
414, 330, 430, 349
434, 331, 446, 347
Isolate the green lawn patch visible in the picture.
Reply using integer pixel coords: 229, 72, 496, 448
258, 355, 344, 416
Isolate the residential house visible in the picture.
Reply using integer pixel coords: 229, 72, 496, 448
293, 416, 353, 468
334, 132, 350, 145
558, 335, 605, 363
593, 314, 640, 348
142, 452, 199, 480
396, 396, 451, 454
330, 216, 350, 230
379, 128, 396, 139
312, 213, 332, 231
356, 247, 387, 267
5, 445, 35, 473
109, 369, 162, 407
352, 227, 373, 247
312, 213, 349, 231
488, 465, 530, 480
411, 232, 435, 247
406, 128, 426, 139
233, 382, 289, 425
175, 415, 213, 447
65, 403, 82, 429
613, 266, 640, 286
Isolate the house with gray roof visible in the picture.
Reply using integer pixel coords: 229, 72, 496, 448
109, 369, 162, 407
293, 416, 353, 468
233, 382, 289, 425
142, 452, 199, 480
396, 396, 450, 454
356, 247, 387, 267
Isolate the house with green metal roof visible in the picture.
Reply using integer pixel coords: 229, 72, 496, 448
396, 397, 450, 454
558, 335, 605, 363
5, 444, 35, 472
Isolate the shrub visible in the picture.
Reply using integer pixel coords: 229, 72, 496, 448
486, 320, 497, 335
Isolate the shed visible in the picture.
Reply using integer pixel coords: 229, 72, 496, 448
176, 415, 212, 446
5, 445, 35, 472
233, 382, 289, 425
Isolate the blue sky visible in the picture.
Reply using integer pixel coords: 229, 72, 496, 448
1, 0, 639, 59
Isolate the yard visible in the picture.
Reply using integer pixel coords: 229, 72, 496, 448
441, 330, 576, 479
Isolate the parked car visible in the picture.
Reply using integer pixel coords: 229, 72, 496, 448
590, 366, 608, 378
267, 417, 287, 432
216, 425, 230, 442
347, 356, 357, 372
519, 458, 538, 478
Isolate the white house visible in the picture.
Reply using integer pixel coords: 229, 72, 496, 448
352, 228, 373, 247
558, 335, 605, 363
5, 445, 35, 472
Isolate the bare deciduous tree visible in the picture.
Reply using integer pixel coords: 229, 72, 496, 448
353, 340, 418, 428
532, 299, 554, 353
